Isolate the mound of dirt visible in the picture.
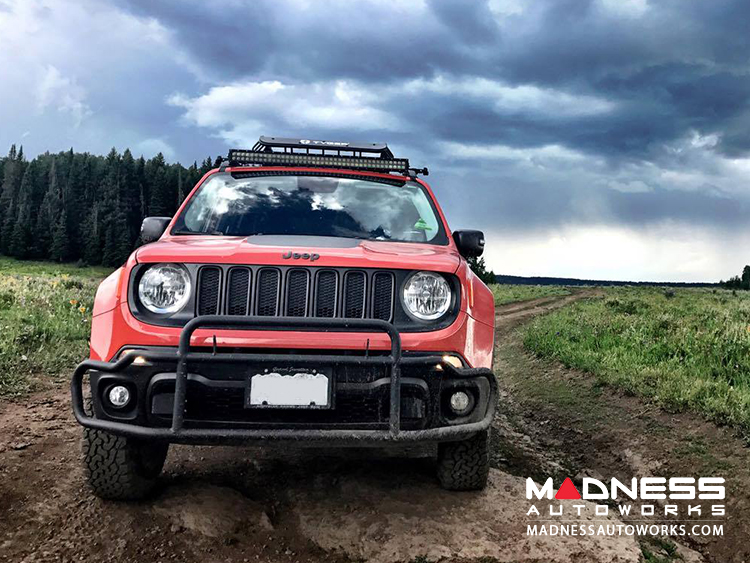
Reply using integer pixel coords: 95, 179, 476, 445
290, 469, 642, 563
154, 483, 274, 538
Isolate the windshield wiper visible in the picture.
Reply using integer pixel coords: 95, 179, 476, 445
171, 229, 225, 236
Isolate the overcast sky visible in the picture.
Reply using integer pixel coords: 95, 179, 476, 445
1, 0, 749, 282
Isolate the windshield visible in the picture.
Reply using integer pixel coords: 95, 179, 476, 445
172, 174, 447, 244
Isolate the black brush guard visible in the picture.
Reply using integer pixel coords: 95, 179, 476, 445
71, 316, 497, 443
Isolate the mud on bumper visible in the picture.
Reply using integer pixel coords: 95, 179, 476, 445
71, 316, 497, 444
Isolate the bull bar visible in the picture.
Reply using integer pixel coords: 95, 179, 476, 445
71, 316, 497, 443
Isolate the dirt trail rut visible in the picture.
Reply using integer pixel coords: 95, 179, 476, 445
0, 290, 732, 562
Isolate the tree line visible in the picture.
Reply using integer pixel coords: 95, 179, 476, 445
0, 145, 217, 267
722, 266, 750, 290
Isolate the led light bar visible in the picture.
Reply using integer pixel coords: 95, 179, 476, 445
228, 149, 410, 173
226, 137, 413, 175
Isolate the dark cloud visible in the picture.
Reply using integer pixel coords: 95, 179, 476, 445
117, 0, 750, 159
119, 0, 474, 82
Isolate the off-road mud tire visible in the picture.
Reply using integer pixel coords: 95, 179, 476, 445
436, 429, 490, 491
82, 428, 168, 500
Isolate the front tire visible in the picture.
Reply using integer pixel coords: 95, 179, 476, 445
82, 428, 168, 500
436, 430, 490, 491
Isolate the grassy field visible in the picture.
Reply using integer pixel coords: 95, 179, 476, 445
0, 257, 111, 397
524, 286, 750, 436
490, 283, 570, 305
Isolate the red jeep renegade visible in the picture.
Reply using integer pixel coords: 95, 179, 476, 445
71, 137, 497, 499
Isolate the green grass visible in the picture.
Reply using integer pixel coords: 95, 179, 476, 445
489, 284, 570, 305
0, 256, 111, 278
640, 536, 681, 563
523, 286, 750, 436
0, 257, 111, 397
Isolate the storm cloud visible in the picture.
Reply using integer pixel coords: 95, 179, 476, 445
1, 0, 749, 281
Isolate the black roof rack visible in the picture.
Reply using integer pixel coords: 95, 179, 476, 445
225, 136, 426, 176
256, 136, 395, 158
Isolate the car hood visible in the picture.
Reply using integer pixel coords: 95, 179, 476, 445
135, 234, 461, 273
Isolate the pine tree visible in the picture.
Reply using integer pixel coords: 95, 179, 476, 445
0, 145, 23, 254
82, 202, 102, 265
147, 153, 172, 216
199, 156, 214, 175
177, 166, 184, 208
9, 160, 38, 258
120, 149, 142, 247
63, 149, 83, 260
468, 256, 497, 285
102, 206, 130, 266
50, 208, 71, 262
36, 157, 62, 257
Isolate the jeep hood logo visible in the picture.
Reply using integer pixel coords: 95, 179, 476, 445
282, 251, 320, 261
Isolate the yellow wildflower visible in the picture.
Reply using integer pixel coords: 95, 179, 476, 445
70, 299, 78, 306
78, 306, 87, 314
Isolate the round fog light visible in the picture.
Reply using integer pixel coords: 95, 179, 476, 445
449, 391, 471, 414
108, 385, 131, 408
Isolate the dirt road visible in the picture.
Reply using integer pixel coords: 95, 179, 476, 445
1, 292, 746, 562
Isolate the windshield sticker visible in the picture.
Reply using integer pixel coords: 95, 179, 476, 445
413, 218, 432, 231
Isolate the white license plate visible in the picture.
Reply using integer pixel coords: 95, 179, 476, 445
248, 371, 330, 408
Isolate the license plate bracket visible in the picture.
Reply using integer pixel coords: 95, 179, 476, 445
245, 367, 333, 409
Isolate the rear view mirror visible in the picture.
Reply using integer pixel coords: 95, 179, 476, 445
453, 230, 485, 258
140, 217, 171, 243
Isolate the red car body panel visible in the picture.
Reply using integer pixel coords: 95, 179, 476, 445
135, 236, 461, 273
89, 166, 495, 369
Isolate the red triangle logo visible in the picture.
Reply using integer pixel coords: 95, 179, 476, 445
555, 478, 581, 500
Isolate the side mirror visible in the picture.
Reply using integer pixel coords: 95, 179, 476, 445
140, 217, 171, 243
453, 230, 485, 258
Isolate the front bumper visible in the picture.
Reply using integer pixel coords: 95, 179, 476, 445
71, 316, 497, 445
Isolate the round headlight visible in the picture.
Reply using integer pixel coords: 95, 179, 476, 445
403, 271, 452, 321
138, 264, 191, 314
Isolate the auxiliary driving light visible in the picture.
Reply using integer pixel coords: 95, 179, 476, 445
442, 355, 463, 369
131, 355, 150, 366
449, 391, 471, 414
108, 385, 131, 408
436, 355, 463, 371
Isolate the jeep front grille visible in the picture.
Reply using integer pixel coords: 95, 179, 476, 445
198, 267, 396, 322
